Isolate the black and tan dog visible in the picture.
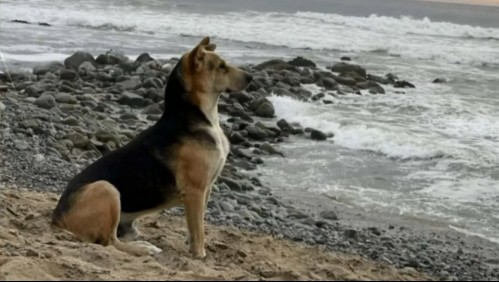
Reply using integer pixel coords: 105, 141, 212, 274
51, 37, 252, 259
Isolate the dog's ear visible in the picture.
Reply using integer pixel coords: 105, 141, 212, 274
205, 43, 216, 51
190, 37, 211, 72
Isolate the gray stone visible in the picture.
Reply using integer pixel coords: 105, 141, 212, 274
320, 210, 338, 221
60, 69, 78, 80
33, 62, 64, 76
78, 61, 96, 74
14, 140, 29, 150
117, 92, 145, 108
394, 80, 416, 88
260, 142, 284, 156
64, 51, 95, 70
120, 112, 138, 120
254, 59, 296, 71
287, 56, 316, 68
142, 77, 163, 89
311, 129, 328, 141
66, 132, 89, 148
34, 94, 56, 109
61, 116, 79, 126
116, 76, 142, 90
328, 62, 367, 78
141, 103, 163, 115
55, 93, 77, 104
254, 100, 275, 118
220, 202, 235, 212
136, 53, 154, 63
245, 125, 268, 140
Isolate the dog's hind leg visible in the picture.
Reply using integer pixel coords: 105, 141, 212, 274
53, 180, 161, 256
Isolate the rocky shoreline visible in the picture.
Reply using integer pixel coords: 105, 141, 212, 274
1, 50, 498, 281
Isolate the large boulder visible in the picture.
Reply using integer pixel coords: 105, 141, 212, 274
64, 51, 96, 70
328, 62, 367, 78
287, 56, 316, 68
254, 59, 296, 71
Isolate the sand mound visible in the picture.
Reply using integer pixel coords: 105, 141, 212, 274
0, 188, 431, 281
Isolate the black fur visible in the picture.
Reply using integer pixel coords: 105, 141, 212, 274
52, 57, 215, 222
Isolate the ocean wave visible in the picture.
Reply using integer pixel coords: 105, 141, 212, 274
71, 23, 137, 32
267, 94, 499, 163
3, 1, 499, 67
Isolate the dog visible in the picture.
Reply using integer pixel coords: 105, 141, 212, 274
51, 36, 252, 259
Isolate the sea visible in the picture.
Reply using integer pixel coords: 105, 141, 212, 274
1, 0, 499, 244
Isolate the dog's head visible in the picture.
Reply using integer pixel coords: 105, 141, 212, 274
178, 37, 252, 107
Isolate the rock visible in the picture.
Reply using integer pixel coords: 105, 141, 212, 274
62, 116, 79, 126
141, 103, 163, 115
116, 76, 142, 90
117, 92, 145, 108
254, 100, 275, 118
55, 93, 77, 104
120, 112, 138, 120
219, 177, 242, 192
142, 77, 163, 89
368, 82, 385, 94
33, 62, 64, 76
60, 69, 78, 80
118, 61, 141, 73
245, 125, 269, 140
320, 210, 338, 221
96, 49, 129, 65
386, 73, 399, 81
136, 53, 154, 63
260, 142, 284, 157
14, 140, 29, 150
311, 93, 325, 101
220, 202, 235, 212
254, 59, 296, 71
230, 91, 253, 104
367, 74, 390, 85
229, 132, 246, 144
394, 80, 415, 88
78, 61, 96, 75
320, 78, 339, 90
66, 132, 89, 149
34, 94, 56, 109
328, 62, 367, 78
64, 51, 95, 70
368, 227, 382, 236
334, 76, 356, 86
277, 119, 293, 131
0, 102, 5, 114
433, 78, 447, 83
341, 56, 351, 61
311, 129, 327, 141
287, 56, 316, 68
57, 84, 75, 94
344, 229, 358, 240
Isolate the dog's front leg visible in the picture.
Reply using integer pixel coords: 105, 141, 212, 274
183, 188, 206, 259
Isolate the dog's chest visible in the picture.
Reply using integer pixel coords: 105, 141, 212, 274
207, 125, 229, 171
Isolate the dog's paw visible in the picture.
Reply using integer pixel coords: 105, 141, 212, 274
190, 248, 206, 260
132, 240, 162, 255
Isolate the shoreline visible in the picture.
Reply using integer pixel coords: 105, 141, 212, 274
1, 51, 498, 280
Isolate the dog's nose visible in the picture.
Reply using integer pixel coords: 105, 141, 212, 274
245, 72, 253, 83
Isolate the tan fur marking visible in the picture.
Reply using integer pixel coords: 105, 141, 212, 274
58, 181, 120, 245
54, 181, 161, 256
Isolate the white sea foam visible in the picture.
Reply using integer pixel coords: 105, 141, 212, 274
3, 0, 499, 66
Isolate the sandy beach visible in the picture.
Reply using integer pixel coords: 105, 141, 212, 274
0, 188, 433, 281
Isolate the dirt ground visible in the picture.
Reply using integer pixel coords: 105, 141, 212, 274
0, 188, 432, 281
